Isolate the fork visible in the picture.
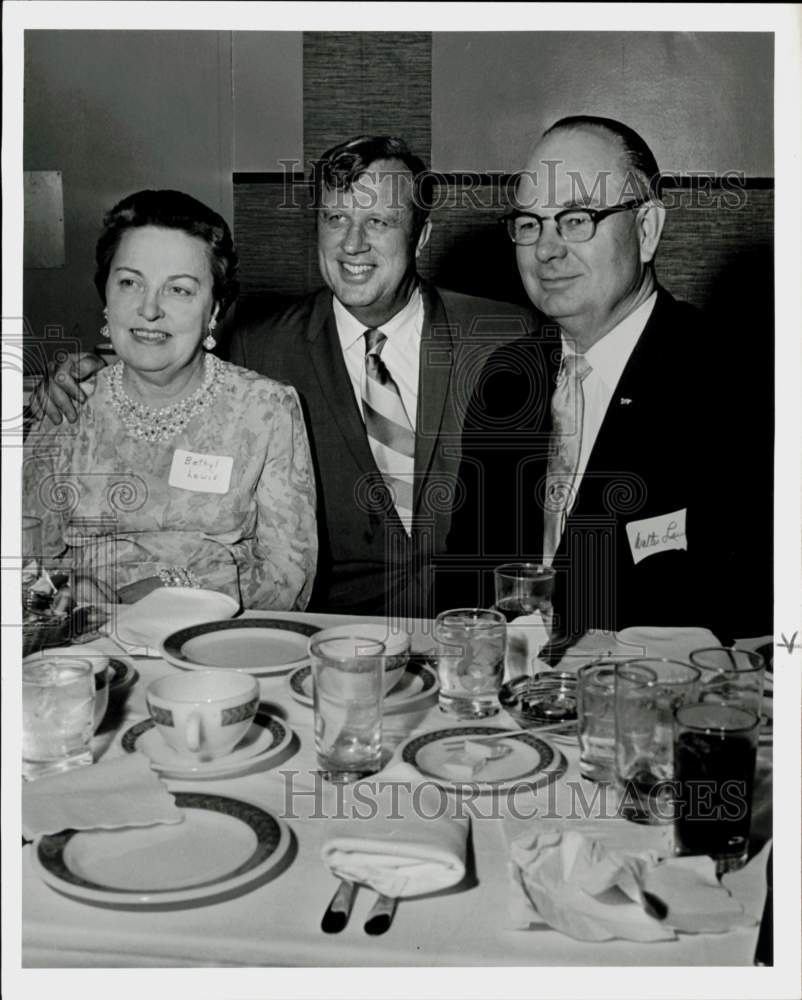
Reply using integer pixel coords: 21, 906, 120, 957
441, 722, 574, 748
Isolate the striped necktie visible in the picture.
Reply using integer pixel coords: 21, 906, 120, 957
543, 352, 592, 562
362, 327, 415, 534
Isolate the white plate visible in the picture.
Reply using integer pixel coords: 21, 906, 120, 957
112, 588, 240, 652
398, 725, 565, 793
286, 655, 439, 713
32, 792, 291, 908
160, 617, 320, 676
107, 655, 137, 696
121, 710, 292, 779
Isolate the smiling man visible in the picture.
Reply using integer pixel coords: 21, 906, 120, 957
444, 116, 772, 641
227, 135, 532, 615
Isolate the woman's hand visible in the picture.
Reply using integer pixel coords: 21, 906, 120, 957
29, 352, 106, 424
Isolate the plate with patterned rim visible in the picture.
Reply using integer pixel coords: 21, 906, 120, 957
398, 726, 565, 792
32, 792, 291, 908
121, 710, 292, 779
107, 655, 137, 695
159, 618, 320, 676
286, 655, 439, 713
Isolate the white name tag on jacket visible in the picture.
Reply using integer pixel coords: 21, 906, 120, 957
625, 508, 687, 564
169, 449, 233, 494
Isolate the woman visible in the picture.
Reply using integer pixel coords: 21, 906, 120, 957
23, 189, 317, 609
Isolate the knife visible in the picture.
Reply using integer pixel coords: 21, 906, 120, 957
320, 879, 357, 934
364, 893, 398, 936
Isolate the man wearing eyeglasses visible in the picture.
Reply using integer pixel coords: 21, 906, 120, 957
442, 116, 770, 642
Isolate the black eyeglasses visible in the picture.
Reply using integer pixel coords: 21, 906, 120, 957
499, 200, 645, 245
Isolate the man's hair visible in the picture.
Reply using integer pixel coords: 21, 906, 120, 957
94, 189, 239, 316
543, 116, 662, 199
311, 135, 434, 237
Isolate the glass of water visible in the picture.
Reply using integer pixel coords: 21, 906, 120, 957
23, 656, 95, 780
311, 635, 386, 783
434, 608, 506, 718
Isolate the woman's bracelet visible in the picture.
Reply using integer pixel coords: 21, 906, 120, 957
157, 567, 200, 589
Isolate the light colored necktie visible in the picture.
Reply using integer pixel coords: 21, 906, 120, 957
543, 352, 592, 561
362, 328, 415, 534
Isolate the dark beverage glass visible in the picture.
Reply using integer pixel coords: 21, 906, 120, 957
493, 563, 555, 622
673, 703, 760, 874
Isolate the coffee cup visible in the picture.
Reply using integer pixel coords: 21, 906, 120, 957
146, 671, 259, 761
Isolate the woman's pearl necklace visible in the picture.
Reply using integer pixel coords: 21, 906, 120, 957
108, 353, 225, 443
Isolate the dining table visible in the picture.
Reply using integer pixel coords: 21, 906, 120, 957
20, 608, 774, 969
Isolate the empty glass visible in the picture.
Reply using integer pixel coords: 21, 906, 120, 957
578, 661, 654, 783
311, 635, 386, 782
615, 658, 701, 823
493, 563, 555, 622
689, 647, 765, 717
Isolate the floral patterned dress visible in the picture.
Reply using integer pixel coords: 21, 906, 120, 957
23, 360, 317, 610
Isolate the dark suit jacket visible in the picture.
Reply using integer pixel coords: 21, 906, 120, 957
225, 282, 532, 615
441, 287, 773, 641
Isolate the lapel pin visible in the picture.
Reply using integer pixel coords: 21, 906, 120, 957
620, 397, 632, 405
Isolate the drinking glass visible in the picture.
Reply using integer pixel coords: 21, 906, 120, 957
23, 656, 95, 780
493, 563, 555, 621
615, 658, 701, 823
578, 660, 655, 783
434, 608, 506, 718
674, 702, 760, 874
689, 647, 765, 716
311, 635, 386, 782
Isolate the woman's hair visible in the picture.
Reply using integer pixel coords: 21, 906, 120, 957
94, 189, 239, 315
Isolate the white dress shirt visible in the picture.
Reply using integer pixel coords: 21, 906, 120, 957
561, 291, 657, 513
332, 287, 423, 429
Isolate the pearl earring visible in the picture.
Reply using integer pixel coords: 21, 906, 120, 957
203, 316, 217, 352
100, 307, 110, 339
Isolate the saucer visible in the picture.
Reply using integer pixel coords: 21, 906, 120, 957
286, 655, 439, 713
121, 710, 292, 779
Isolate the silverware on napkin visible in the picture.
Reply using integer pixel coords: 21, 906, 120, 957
321, 879, 357, 934
364, 893, 398, 936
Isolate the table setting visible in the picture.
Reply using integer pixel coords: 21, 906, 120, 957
19, 571, 775, 968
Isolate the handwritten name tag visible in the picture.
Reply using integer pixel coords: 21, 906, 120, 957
169, 449, 233, 494
625, 508, 687, 565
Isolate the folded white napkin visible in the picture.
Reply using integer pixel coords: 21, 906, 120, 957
509, 826, 754, 942
320, 763, 468, 898
557, 626, 721, 672
104, 587, 239, 654
23, 753, 184, 839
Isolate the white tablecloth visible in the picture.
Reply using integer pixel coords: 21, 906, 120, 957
21, 611, 772, 968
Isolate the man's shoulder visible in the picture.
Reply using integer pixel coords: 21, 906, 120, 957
432, 284, 534, 322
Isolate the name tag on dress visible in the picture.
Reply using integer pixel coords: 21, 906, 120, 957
625, 508, 687, 564
169, 449, 233, 494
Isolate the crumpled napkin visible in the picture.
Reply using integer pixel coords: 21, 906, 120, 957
23, 753, 184, 840
104, 587, 239, 654
320, 763, 468, 898
509, 826, 755, 941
